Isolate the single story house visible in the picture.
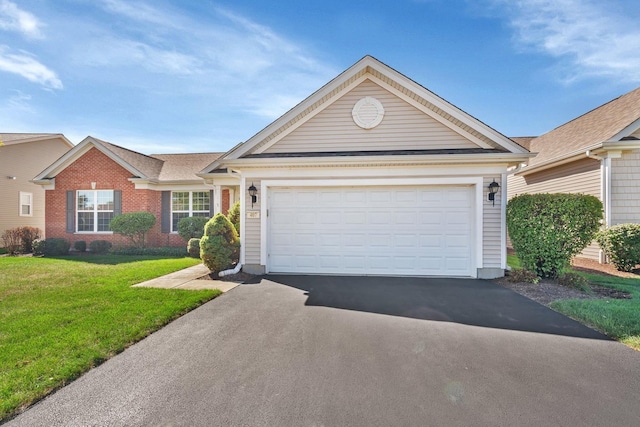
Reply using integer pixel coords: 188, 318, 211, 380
508, 87, 640, 262
34, 56, 532, 278
199, 56, 532, 278
0, 133, 74, 239
32, 137, 236, 248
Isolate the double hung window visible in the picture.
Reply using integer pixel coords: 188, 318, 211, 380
77, 190, 114, 232
171, 191, 210, 232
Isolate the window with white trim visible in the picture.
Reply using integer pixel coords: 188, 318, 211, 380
19, 192, 33, 217
171, 191, 210, 232
77, 190, 114, 232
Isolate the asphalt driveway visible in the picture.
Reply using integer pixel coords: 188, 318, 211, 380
7, 276, 640, 426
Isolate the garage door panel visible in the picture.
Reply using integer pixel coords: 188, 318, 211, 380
268, 185, 473, 276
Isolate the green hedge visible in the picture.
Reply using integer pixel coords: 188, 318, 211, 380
110, 246, 187, 257
596, 223, 640, 272
507, 193, 602, 278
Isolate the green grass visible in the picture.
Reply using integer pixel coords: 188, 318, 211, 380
507, 253, 640, 351
550, 273, 640, 350
0, 255, 220, 421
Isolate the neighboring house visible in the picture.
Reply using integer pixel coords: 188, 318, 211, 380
198, 56, 532, 278
0, 133, 74, 240
32, 137, 235, 248
508, 87, 640, 262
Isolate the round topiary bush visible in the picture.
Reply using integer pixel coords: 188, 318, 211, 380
177, 216, 209, 242
187, 238, 201, 258
200, 213, 240, 273
596, 223, 640, 272
507, 193, 602, 278
109, 212, 156, 248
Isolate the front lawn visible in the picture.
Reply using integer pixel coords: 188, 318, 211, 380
507, 254, 640, 351
0, 255, 219, 421
550, 274, 640, 350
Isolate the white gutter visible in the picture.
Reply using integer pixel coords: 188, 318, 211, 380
219, 263, 242, 277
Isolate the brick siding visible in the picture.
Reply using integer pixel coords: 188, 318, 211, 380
46, 147, 210, 248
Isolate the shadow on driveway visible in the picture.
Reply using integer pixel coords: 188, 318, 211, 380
261, 275, 609, 340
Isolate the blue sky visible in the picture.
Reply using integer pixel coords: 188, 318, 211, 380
1, 0, 639, 153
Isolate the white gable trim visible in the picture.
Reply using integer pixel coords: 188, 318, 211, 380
253, 74, 371, 155
366, 74, 493, 149
33, 136, 147, 181
609, 117, 640, 142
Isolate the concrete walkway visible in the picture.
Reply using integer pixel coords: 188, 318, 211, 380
132, 263, 239, 292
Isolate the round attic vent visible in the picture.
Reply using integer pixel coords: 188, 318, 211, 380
352, 96, 384, 129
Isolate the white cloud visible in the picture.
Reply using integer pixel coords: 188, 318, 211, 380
494, 0, 640, 83
0, 46, 62, 89
7, 89, 32, 110
0, 0, 44, 39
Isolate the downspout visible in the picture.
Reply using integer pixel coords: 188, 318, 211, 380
586, 150, 609, 263
219, 263, 242, 277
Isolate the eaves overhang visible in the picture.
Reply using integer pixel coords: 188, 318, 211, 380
215, 152, 535, 169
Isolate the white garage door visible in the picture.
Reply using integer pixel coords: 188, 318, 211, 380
268, 185, 474, 276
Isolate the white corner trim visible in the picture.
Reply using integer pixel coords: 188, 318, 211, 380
501, 173, 507, 270
239, 175, 246, 265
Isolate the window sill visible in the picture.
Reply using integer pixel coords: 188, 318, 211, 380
74, 232, 114, 235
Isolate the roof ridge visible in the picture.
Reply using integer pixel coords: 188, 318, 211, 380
95, 139, 163, 163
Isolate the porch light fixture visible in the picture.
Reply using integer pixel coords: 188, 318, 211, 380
488, 180, 500, 206
248, 183, 258, 208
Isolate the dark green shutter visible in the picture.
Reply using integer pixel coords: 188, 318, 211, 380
66, 191, 75, 233
209, 190, 214, 217
161, 191, 171, 233
113, 190, 122, 216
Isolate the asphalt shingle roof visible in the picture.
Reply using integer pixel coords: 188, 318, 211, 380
528, 87, 640, 167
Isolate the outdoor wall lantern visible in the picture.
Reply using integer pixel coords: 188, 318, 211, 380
488, 180, 500, 206
248, 183, 258, 208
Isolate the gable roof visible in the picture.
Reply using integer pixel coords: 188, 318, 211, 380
0, 133, 73, 148
33, 136, 223, 183
202, 55, 530, 173
524, 87, 640, 173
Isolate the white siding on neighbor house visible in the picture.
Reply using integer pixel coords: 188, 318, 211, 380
244, 180, 261, 265
611, 151, 640, 224
263, 80, 479, 154
483, 176, 502, 268
506, 158, 602, 260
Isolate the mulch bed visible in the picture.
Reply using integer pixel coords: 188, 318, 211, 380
496, 253, 634, 305
198, 271, 256, 283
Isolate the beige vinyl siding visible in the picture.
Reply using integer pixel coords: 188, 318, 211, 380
507, 158, 601, 260
264, 79, 478, 154
611, 151, 640, 224
244, 180, 261, 265
0, 138, 70, 238
483, 176, 502, 268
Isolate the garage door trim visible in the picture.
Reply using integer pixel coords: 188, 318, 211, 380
259, 177, 484, 277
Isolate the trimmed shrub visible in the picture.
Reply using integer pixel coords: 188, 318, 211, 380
109, 212, 156, 248
507, 193, 602, 278
110, 246, 186, 257
1, 228, 22, 254
43, 238, 70, 256
200, 213, 240, 273
187, 238, 201, 258
557, 272, 590, 291
19, 226, 41, 253
227, 201, 240, 236
89, 240, 112, 254
177, 216, 209, 242
507, 268, 540, 284
74, 240, 87, 252
32, 239, 45, 256
596, 223, 640, 272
